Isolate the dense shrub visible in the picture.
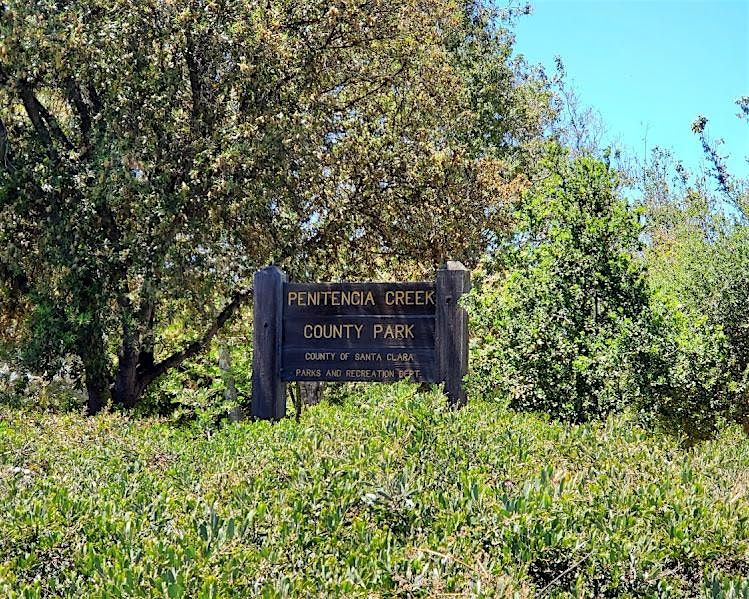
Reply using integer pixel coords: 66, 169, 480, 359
138, 336, 251, 425
0, 359, 85, 413
642, 221, 749, 441
468, 149, 656, 422
640, 300, 742, 443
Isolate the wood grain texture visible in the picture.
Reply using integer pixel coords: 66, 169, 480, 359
436, 261, 470, 407
251, 266, 287, 420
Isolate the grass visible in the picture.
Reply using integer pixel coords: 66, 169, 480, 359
1, 384, 749, 597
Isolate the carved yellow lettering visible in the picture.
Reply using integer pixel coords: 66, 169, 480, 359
296, 368, 321, 377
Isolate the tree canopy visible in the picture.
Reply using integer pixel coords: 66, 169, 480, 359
0, 0, 552, 411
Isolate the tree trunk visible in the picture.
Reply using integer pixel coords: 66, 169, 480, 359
218, 339, 242, 421
79, 332, 112, 415
112, 344, 142, 408
99, 290, 250, 413
85, 378, 108, 415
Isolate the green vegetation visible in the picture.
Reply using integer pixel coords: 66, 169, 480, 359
2, 386, 749, 598
1, 0, 747, 444
467, 150, 655, 422
0, 0, 549, 412
1, 1, 749, 595
639, 125, 749, 441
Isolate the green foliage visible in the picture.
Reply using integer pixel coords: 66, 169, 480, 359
468, 149, 655, 422
636, 131, 749, 441
640, 301, 734, 441
134, 306, 252, 421
0, 0, 552, 410
0, 357, 85, 413
1, 387, 749, 597
141, 339, 250, 427
642, 218, 749, 441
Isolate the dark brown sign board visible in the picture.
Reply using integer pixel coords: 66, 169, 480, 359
251, 263, 470, 420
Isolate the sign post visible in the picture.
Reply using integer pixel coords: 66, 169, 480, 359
436, 261, 471, 407
251, 265, 287, 420
251, 263, 470, 420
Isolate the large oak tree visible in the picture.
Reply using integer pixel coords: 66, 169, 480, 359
0, 0, 551, 412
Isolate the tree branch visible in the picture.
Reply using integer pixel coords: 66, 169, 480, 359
86, 83, 103, 114
18, 83, 55, 155
141, 288, 252, 387
66, 78, 92, 145
36, 95, 73, 151
18, 82, 74, 156
0, 117, 9, 170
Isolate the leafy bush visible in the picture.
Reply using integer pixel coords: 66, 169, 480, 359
641, 222, 749, 441
130, 306, 253, 423
468, 149, 656, 422
1, 386, 749, 597
138, 336, 251, 426
0, 359, 85, 414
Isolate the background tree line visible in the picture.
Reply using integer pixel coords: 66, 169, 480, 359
1, 0, 747, 443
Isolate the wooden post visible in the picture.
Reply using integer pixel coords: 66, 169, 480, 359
436, 261, 471, 407
251, 265, 286, 420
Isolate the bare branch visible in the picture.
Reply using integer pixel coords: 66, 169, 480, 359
18, 83, 55, 154
141, 288, 252, 386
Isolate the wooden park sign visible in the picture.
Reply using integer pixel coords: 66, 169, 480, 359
251, 262, 470, 420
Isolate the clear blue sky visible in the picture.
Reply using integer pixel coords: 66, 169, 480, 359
513, 0, 749, 179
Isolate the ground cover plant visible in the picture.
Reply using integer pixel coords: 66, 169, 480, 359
2, 384, 749, 598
